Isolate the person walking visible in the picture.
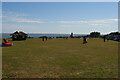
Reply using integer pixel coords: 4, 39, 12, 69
107, 36, 109, 41
3, 38, 8, 43
103, 36, 106, 42
83, 37, 87, 44
45, 37, 47, 41
42, 37, 44, 41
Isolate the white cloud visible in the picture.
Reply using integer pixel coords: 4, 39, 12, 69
108, 19, 119, 21
59, 25, 79, 28
57, 19, 118, 24
90, 20, 109, 23
3, 11, 43, 23
2, 24, 38, 33
90, 24, 103, 26
3, 16, 43, 23
58, 21, 88, 24
89, 24, 110, 26
90, 19, 119, 23
11, 18, 43, 23
3, 11, 28, 17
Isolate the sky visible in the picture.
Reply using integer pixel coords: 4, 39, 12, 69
1, 0, 119, 2
2, 2, 118, 34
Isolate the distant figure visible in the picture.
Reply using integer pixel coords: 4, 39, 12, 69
70, 32, 74, 38
107, 36, 109, 41
42, 37, 44, 41
103, 36, 106, 42
3, 39, 8, 43
45, 37, 47, 41
66, 37, 68, 40
83, 37, 87, 44
49, 37, 52, 39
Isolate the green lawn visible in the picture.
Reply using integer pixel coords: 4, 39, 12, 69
2, 38, 118, 78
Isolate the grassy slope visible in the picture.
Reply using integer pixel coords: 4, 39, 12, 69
2, 38, 118, 78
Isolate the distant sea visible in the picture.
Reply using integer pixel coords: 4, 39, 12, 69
1, 33, 88, 39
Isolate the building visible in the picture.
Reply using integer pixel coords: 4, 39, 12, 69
10, 31, 28, 41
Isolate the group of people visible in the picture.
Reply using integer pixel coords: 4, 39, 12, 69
42, 36, 88, 44
83, 36, 111, 44
3, 37, 88, 44
42, 37, 48, 41
2, 35, 112, 47
4, 36, 110, 45
3, 38, 8, 43
103, 36, 109, 42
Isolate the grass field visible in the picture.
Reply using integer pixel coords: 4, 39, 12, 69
2, 38, 118, 78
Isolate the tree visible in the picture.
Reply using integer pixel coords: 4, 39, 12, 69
109, 32, 120, 35
39, 36, 48, 38
90, 32, 100, 38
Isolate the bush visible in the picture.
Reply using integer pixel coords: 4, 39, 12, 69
90, 32, 100, 38
39, 36, 48, 38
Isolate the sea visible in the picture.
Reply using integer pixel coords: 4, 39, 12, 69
1, 33, 88, 39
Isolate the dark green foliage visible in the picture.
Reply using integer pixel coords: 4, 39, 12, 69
109, 32, 120, 36
39, 36, 48, 38
90, 32, 100, 38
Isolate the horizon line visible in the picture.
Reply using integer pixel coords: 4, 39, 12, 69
1, 32, 116, 35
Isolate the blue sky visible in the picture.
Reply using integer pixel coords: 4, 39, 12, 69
2, 0, 119, 2
2, 2, 118, 34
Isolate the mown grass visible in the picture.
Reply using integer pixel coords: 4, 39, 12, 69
2, 38, 118, 78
